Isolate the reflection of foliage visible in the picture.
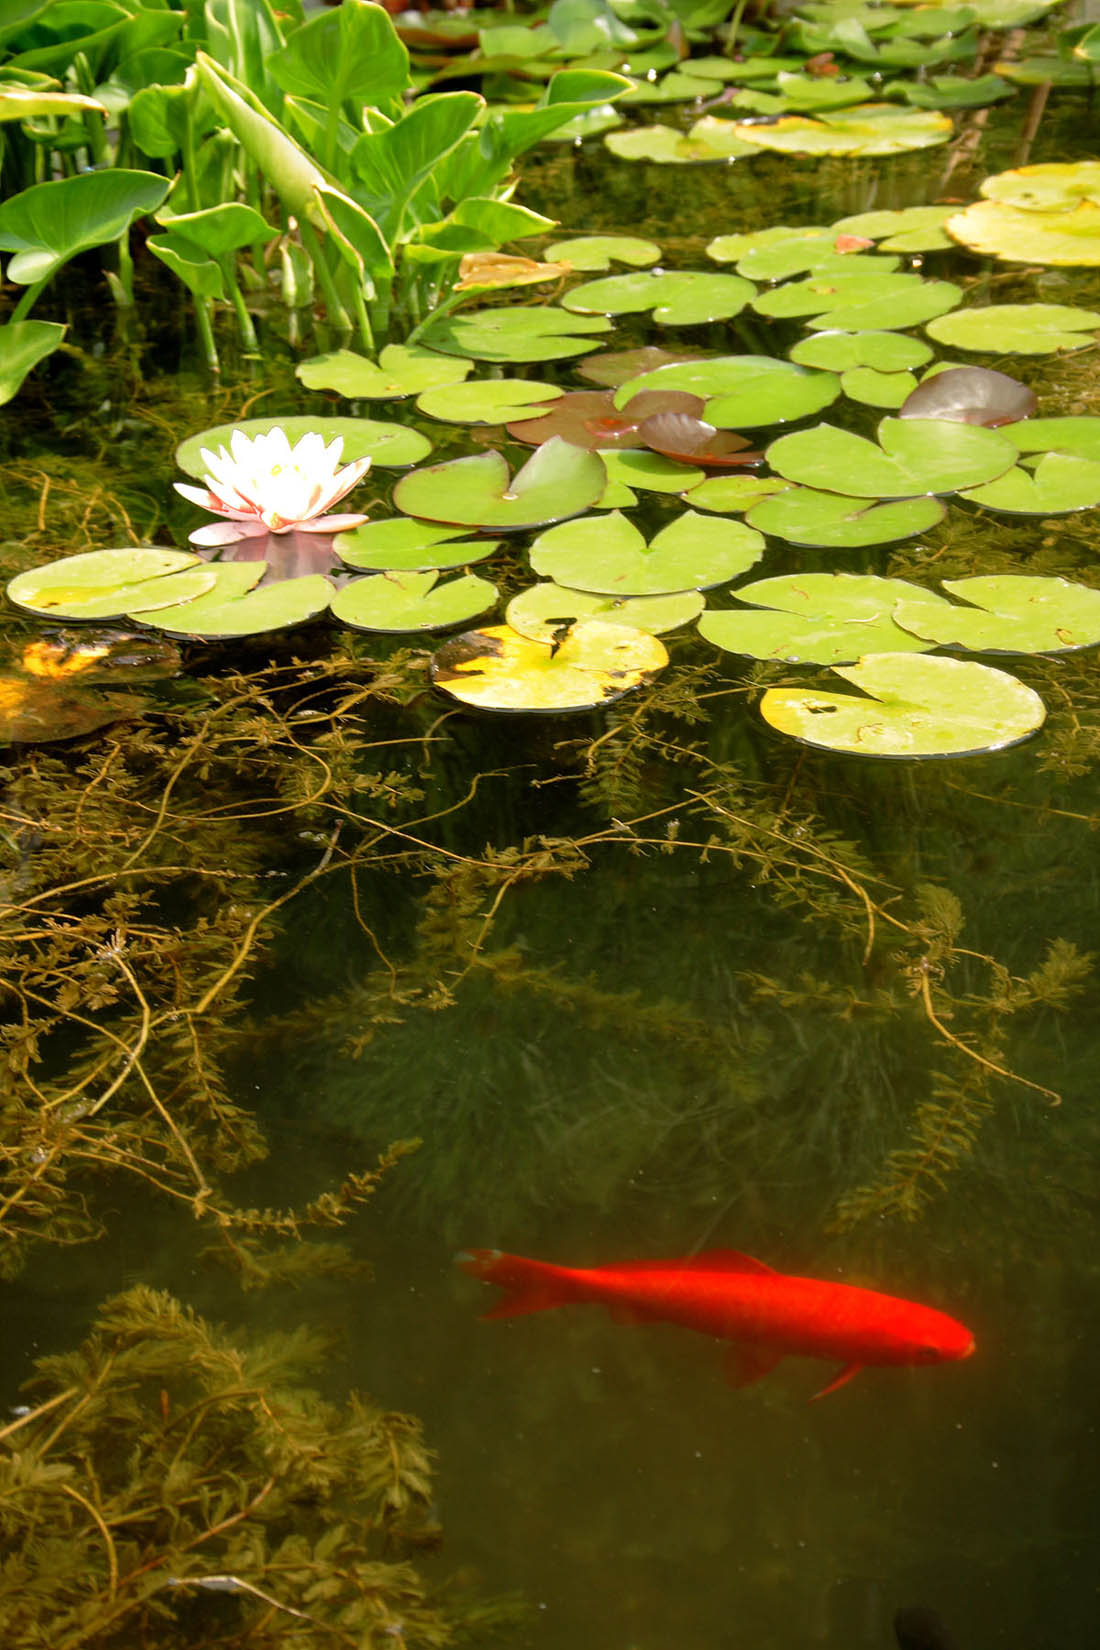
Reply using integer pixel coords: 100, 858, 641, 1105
0, 1286, 507, 1648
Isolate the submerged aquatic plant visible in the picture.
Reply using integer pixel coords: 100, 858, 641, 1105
174, 428, 373, 547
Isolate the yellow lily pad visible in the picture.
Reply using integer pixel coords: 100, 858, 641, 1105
946, 199, 1100, 267
430, 620, 667, 713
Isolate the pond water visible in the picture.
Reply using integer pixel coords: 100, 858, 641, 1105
3, 70, 1100, 1650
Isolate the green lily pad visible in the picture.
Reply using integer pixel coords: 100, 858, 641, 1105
745, 486, 945, 546
414, 379, 563, 424
544, 235, 662, 270
978, 160, 1100, 211
945, 198, 1100, 267
176, 415, 430, 477
729, 104, 952, 157
1007, 416, 1100, 461
330, 569, 498, 633
295, 345, 472, 399
992, 53, 1096, 87
766, 418, 1017, 498
707, 225, 898, 280
561, 270, 756, 326
840, 367, 919, 408
506, 582, 703, 641
684, 475, 793, 515
393, 438, 606, 530
595, 450, 704, 506
334, 518, 501, 571
754, 270, 962, 331
576, 346, 705, 388
789, 330, 934, 372
893, 575, 1100, 653
890, 72, 1016, 109
958, 453, 1100, 514
614, 356, 841, 428
830, 204, 956, 252
925, 303, 1100, 354
430, 619, 668, 713
141, 564, 333, 639
7, 548, 216, 620
760, 653, 1046, 758
730, 72, 879, 116
529, 508, 764, 595
699, 573, 934, 664
419, 308, 613, 362
604, 118, 757, 164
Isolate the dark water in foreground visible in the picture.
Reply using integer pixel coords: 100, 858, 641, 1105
4, 89, 1100, 1650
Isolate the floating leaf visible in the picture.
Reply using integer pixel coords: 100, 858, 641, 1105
506, 389, 704, 450
506, 582, 703, 641
334, 519, 501, 572
529, 508, 764, 595
331, 569, 498, 633
604, 119, 757, 164
707, 224, 898, 280
596, 450, 704, 505
638, 413, 761, 467
414, 379, 562, 424
958, 453, 1100, 514
945, 198, 1100, 267
561, 269, 756, 326
789, 330, 934, 372
830, 204, 956, 252
544, 234, 662, 270
685, 474, 793, 514
890, 72, 1015, 109
176, 415, 430, 477
978, 160, 1100, 211
141, 564, 333, 639
393, 438, 606, 529
928, 301, 1100, 354
898, 366, 1036, 426
839, 366, 918, 409
576, 345, 705, 387
419, 307, 613, 362
7, 549, 215, 620
745, 486, 945, 546
754, 270, 961, 331
766, 418, 1017, 497
760, 654, 1045, 757
455, 252, 571, 291
1007, 416, 1100, 462
17, 630, 181, 683
614, 355, 841, 428
296, 345, 472, 399
893, 575, 1100, 653
430, 619, 667, 713
728, 104, 952, 157
699, 573, 934, 664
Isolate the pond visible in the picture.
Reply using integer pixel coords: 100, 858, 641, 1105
2, 6, 1100, 1649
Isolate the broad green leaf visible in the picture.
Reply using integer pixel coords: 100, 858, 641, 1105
684, 475, 792, 515
544, 234, 661, 270
618, 69, 720, 104
420, 307, 612, 362
893, 575, 1100, 653
448, 197, 558, 243
730, 71, 878, 116
889, 72, 1015, 109
958, 453, 1100, 514
506, 582, 703, 641
596, 449, 704, 504
540, 103, 623, 143
176, 415, 430, 478
194, 51, 330, 221
979, 161, 1100, 211
699, 573, 934, 664
430, 619, 667, 712
0, 169, 170, 285
993, 53, 1094, 86
615, 355, 840, 428
753, 270, 961, 331
711, 224, 899, 280
562, 270, 755, 326
841, 366, 919, 408
0, 86, 107, 120
766, 417, 1016, 497
153, 202, 274, 259
745, 486, 944, 546
296, 345, 472, 400
350, 91, 483, 240
335, 519, 501, 572
7, 549, 215, 620
394, 438, 606, 529
529, 508, 764, 595
147, 565, 333, 639
1007, 416, 1100, 461
604, 119, 757, 164
147, 233, 226, 302
830, 204, 955, 252
267, 0, 409, 111
760, 654, 1045, 757
925, 303, 1100, 353
789, 330, 933, 372
6, 1, 129, 74
0, 319, 65, 405
129, 76, 202, 160
331, 569, 497, 632
729, 104, 952, 157
415, 379, 563, 424
313, 186, 393, 284
945, 198, 1100, 267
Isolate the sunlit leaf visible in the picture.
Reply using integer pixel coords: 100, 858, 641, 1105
0, 319, 65, 405
430, 619, 667, 713
420, 307, 613, 361
331, 569, 498, 633
0, 675, 144, 745
745, 486, 944, 546
893, 575, 1100, 653
615, 354, 841, 428
415, 379, 563, 424
529, 508, 764, 595
0, 169, 170, 285
506, 582, 703, 641
394, 438, 606, 529
924, 303, 1100, 354
789, 330, 933, 372
562, 269, 756, 326
335, 518, 501, 572
728, 104, 952, 157
544, 234, 661, 270
145, 564, 333, 639
296, 345, 472, 399
176, 415, 430, 477
766, 417, 1017, 497
898, 366, 1036, 426
699, 572, 934, 664
7, 549, 215, 620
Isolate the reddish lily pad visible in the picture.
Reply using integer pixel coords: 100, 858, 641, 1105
638, 413, 763, 467
898, 366, 1037, 426
505, 389, 705, 449
576, 346, 705, 388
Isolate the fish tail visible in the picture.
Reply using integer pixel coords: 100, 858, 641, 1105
456, 1249, 583, 1319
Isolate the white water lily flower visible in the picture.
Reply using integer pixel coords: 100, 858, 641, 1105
175, 427, 372, 547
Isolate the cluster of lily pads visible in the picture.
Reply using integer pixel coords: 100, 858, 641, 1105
8, 154, 1100, 757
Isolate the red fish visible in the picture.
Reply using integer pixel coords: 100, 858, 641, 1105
457, 1247, 975, 1398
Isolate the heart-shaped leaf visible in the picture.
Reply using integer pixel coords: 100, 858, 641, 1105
638, 413, 761, 467
143, 564, 333, 639
0, 319, 65, 406
893, 575, 1100, 653
415, 379, 563, 424
393, 438, 606, 529
1007, 416, 1100, 461
830, 205, 956, 252
760, 654, 1046, 757
685, 475, 793, 515
596, 450, 705, 505
430, 620, 667, 713
506, 583, 703, 641
176, 415, 430, 477
576, 345, 705, 387
604, 118, 757, 164
977, 160, 1100, 211
754, 270, 962, 331
728, 104, 952, 157
789, 330, 934, 372
331, 569, 498, 633
699, 572, 934, 664
839, 366, 919, 409
898, 366, 1037, 426
7, 549, 215, 620
925, 304, 1100, 354
334, 519, 501, 571
708, 224, 899, 280
296, 345, 472, 399
544, 235, 662, 270
529, 508, 764, 595
506, 389, 704, 450
745, 487, 945, 546
614, 355, 841, 428
561, 270, 756, 326
419, 308, 613, 362
0, 169, 170, 284
945, 199, 1100, 267
766, 418, 1017, 497
959, 454, 1100, 513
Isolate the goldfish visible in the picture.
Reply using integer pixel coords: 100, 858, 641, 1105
457, 1247, 975, 1399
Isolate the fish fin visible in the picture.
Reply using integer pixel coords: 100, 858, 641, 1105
723, 1342, 784, 1388
455, 1249, 575, 1319
608, 1249, 777, 1277
811, 1362, 863, 1400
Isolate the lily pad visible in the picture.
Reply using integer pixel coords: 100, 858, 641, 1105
296, 345, 472, 399
945, 197, 1100, 267
638, 413, 762, 467
830, 204, 956, 252
897, 366, 1037, 426
958, 453, 1100, 514
415, 379, 563, 424
141, 564, 333, 640
595, 450, 705, 505
745, 486, 945, 546
604, 119, 757, 164
754, 270, 962, 331
7, 548, 216, 620
544, 235, 662, 270
893, 575, 1100, 653
506, 389, 705, 450
1007, 416, 1100, 462
977, 160, 1100, 211
766, 418, 1017, 497
419, 308, 613, 362
707, 225, 899, 280
506, 582, 703, 641
529, 509, 764, 595
615, 355, 841, 428
561, 269, 756, 326
334, 519, 502, 572
925, 304, 1100, 354
430, 619, 668, 713
176, 415, 430, 476
728, 104, 952, 157
890, 72, 1016, 109
684, 475, 793, 514
393, 438, 606, 530
760, 653, 1046, 758
699, 573, 934, 664
330, 569, 498, 633
789, 330, 934, 372
576, 345, 706, 387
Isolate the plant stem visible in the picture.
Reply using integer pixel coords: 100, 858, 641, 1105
220, 260, 258, 350
193, 298, 220, 372
10, 277, 50, 324
299, 218, 350, 333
